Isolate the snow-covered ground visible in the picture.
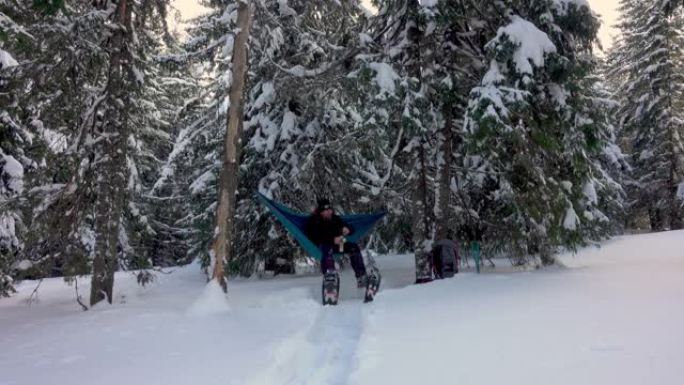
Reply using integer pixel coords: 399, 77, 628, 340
1, 230, 683, 385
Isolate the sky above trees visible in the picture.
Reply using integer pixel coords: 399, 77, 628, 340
587, 0, 619, 49
170, 0, 620, 50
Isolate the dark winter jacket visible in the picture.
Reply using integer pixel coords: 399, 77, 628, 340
304, 212, 354, 246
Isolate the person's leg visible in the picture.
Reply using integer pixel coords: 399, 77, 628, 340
320, 244, 336, 274
344, 242, 367, 278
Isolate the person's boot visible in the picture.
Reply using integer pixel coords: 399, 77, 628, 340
356, 274, 368, 288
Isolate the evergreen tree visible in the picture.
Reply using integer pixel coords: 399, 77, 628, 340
2, 0, 178, 303
121, 7, 190, 282
361, 0, 439, 282
83, 0, 176, 304
0, 0, 637, 295
608, 0, 684, 231
362, 0, 504, 279
0, 0, 56, 296
164, 0, 369, 276
465, 0, 619, 264
1, 3, 22, 296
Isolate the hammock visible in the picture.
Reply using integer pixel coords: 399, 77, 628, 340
256, 193, 385, 261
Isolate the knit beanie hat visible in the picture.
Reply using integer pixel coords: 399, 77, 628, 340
316, 198, 332, 211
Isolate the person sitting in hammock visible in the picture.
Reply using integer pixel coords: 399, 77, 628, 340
304, 198, 368, 287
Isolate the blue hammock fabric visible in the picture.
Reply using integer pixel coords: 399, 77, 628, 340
256, 193, 385, 261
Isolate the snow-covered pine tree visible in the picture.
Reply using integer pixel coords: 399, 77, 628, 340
238, 0, 374, 274
120, 4, 191, 284
608, 0, 684, 231
9, 3, 127, 287
1, 2, 24, 296
85, 0, 143, 305
465, 0, 618, 264
168, 0, 370, 276
573, 65, 629, 239
153, 0, 229, 274
3, 0, 178, 304
139, 57, 199, 270
419, 1, 492, 253
360, 0, 437, 282
0, 142, 23, 296
83, 0, 179, 304
361, 0, 491, 280
0, 0, 57, 296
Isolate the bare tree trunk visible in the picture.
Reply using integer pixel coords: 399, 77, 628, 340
413, 141, 434, 283
403, 0, 433, 283
211, 0, 253, 293
91, 0, 131, 306
434, 108, 453, 240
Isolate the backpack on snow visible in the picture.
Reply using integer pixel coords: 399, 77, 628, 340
432, 240, 459, 279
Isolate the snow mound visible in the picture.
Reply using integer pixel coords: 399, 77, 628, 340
4, 233, 684, 385
186, 279, 230, 317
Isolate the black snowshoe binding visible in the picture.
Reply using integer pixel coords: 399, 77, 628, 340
322, 271, 340, 306
363, 266, 381, 303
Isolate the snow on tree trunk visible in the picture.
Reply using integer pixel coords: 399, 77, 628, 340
210, 0, 253, 292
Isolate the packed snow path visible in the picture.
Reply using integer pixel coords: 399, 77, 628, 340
245, 303, 364, 385
246, 262, 413, 385
1, 230, 683, 385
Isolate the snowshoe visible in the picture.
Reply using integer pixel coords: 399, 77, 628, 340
322, 271, 340, 306
363, 267, 381, 303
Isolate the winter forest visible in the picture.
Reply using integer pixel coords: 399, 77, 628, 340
1, 0, 684, 308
